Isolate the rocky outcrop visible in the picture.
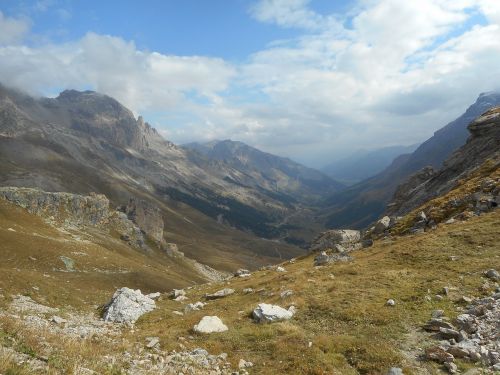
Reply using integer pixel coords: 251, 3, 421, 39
124, 198, 164, 244
0, 187, 109, 226
102, 287, 156, 323
386, 106, 500, 219
310, 229, 361, 253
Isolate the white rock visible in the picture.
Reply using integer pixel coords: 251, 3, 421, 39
386, 299, 396, 306
174, 295, 188, 302
146, 292, 161, 300
103, 287, 156, 323
193, 316, 228, 333
373, 216, 391, 234
280, 290, 293, 299
51, 315, 67, 324
386, 368, 404, 375
252, 303, 295, 323
239, 359, 254, 369
145, 336, 159, 348
171, 289, 186, 298
184, 302, 205, 313
276, 266, 286, 272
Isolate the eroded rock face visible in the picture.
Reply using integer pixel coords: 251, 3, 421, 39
310, 229, 361, 253
125, 198, 164, 244
103, 287, 156, 323
0, 187, 109, 226
252, 303, 295, 323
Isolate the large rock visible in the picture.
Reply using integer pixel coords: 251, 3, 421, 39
310, 229, 361, 253
103, 287, 156, 323
252, 303, 295, 323
314, 251, 353, 266
373, 216, 391, 234
193, 316, 228, 333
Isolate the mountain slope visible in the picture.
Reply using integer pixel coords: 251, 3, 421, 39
321, 144, 418, 185
320, 92, 500, 229
388, 105, 500, 218
183, 139, 343, 202
0, 84, 304, 267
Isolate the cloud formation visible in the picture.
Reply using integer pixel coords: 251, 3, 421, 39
1, 0, 500, 166
0, 11, 30, 45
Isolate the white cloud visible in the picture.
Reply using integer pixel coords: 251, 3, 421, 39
0, 11, 30, 45
0, 32, 235, 115
1, 1, 500, 167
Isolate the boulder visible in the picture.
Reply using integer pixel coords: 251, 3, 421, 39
485, 269, 499, 280
235, 269, 251, 277
386, 299, 396, 306
205, 288, 234, 300
314, 251, 353, 266
103, 287, 156, 323
171, 289, 186, 299
310, 229, 361, 253
386, 368, 404, 375
425, 346, 454, 363
184, 302, 205, 313
373, 216, 391, 234
193, 316, 228, 333
252, 303, 295, 323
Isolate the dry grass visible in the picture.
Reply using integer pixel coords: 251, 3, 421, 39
133, 210, 500, 374
0, 199, 499, 374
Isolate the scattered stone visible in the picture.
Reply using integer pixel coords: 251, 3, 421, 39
171, 289, 186, 299
145, 337, 160, 348
444, 361, 458, 374
423, 319, 455, 332
485, 269, 499, 280
174, 295, 188, 302
193, 316, 228, 334
102, 287, 156, 323
386, 299, 396, 306
243, 288, 254, 294
435, 294, 444, 301
51, 315, 67, 324
438, 327, 464, 342
445, 218, 456, 224
280, 290, 293, 299
276, 266, 286, 272
252, 303, 295, 323
59, 256, 75, 272
313, 251, 353, 266
431, 310, 444, 319
184, 302, 205, 313
235, 269, 251, 277
205, 288, 235, 300
238, 359, 254, 369
172, 311, 184, 316
146, 292, 161, 300
386, 368, 404, 375
425, 346, 454, 363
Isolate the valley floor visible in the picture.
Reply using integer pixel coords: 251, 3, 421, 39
1, 210, 499, 374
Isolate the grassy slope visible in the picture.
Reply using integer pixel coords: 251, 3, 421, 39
0, 200, 208, 310
135, 210, 499, 374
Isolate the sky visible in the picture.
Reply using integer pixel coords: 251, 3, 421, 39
1, 0, 500, 167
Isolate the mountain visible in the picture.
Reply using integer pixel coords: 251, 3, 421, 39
0, 84, 306, 268
320, 91, 500, 229
321, 144, 419, 185
183, 139, 343, 202
387, 105, 500, 218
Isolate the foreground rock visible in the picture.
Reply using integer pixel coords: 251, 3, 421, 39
103, 288, 156, 323
310, 229, 362, 253
252, 303, 295, 323
314, 251, 353, 266
193, 316, 228, 333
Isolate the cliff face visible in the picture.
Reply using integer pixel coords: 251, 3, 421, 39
0, 187, 110, 226
387, 107, 500, 217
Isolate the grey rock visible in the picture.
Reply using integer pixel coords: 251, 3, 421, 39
386, 368, 404, 375
252, 303, 295, 323
485, 269, 500, 280
103, 287, 156, 323
310, 229, 361, 252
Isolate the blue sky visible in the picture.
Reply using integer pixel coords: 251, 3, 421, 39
1, 0, 500, 166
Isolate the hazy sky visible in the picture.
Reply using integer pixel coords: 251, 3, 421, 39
1, 0, 500, 167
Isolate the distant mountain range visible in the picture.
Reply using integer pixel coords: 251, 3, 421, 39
321, 144, 419, 185
320, 91, 500, 229
183, 139, 343, 201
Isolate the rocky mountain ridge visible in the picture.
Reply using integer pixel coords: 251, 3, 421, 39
320, 92, 500, 229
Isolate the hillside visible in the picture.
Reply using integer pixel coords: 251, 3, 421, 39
321, 92, 500, 229
1, 204, 498, 374
184, 139, 343, 202
0, 84, 308, 264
